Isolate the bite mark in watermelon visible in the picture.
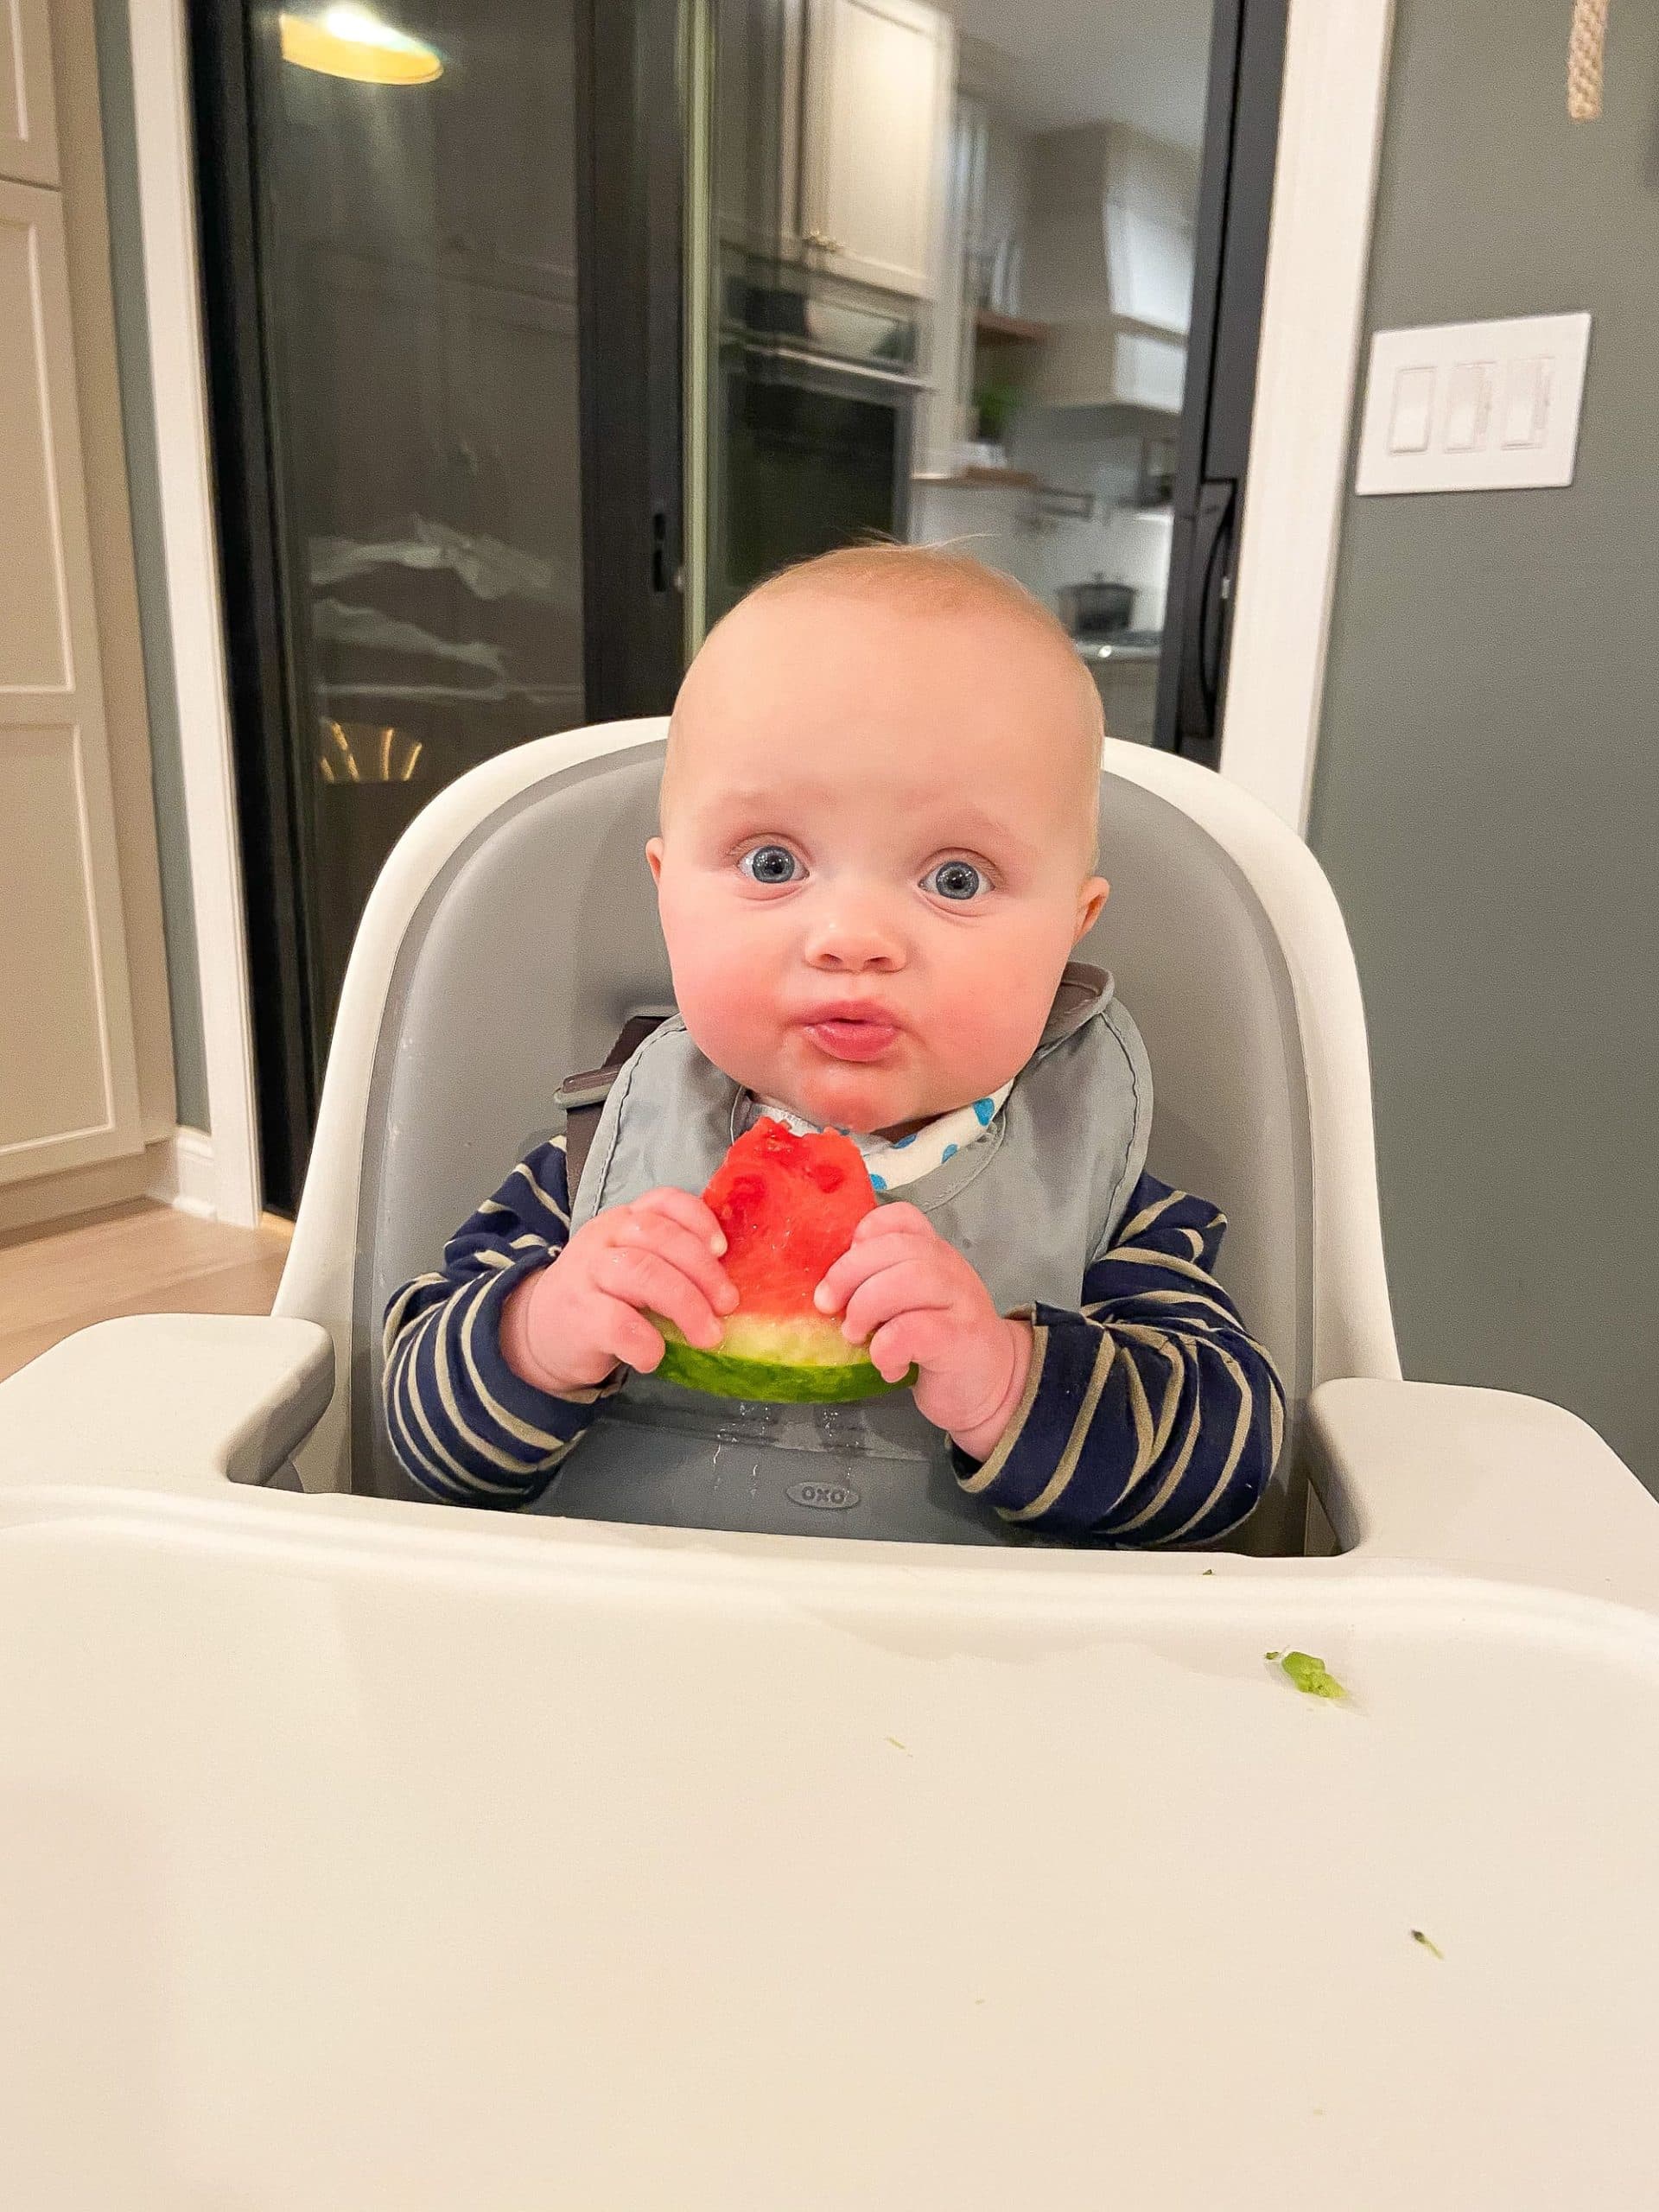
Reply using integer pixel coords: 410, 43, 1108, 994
655, 1118, 901, 1403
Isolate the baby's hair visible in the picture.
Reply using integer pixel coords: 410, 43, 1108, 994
743, 541, 1105, 774
664, 542, 1107, 860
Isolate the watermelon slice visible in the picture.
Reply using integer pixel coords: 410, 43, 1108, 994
655, 1119, 901, 1403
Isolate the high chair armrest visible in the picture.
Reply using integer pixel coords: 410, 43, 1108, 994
1307, 1378, 1659, 1610
0, 1314, 334, 1495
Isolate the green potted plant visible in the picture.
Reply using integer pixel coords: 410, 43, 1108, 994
972, 372, 1020, 463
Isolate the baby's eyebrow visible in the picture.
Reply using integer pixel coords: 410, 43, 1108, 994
696, 785, 1046, 867
926, 804, 1041, 862
699, 783, 822, 820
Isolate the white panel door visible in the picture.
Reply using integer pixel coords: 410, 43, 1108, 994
0, 0, 56, 187
799, 0, 950, 296
0, 177, 142, 1184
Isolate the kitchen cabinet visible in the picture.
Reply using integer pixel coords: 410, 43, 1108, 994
0, 0, 55, 186
797, 0, 951, 296
0, 0, 181, 1230
0, 175, 143, 1186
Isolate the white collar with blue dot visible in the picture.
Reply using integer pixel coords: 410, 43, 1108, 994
747, 1081, 1014, 1193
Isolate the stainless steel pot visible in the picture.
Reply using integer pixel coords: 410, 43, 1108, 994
1058, 577, 1135, 636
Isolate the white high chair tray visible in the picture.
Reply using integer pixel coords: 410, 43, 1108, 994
2, 1468, 1656, 2210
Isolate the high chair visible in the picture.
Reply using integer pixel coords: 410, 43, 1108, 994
322, 717, 1399, 1548
1, 722, 1655, 2207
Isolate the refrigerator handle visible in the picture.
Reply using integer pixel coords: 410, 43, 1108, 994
1174, 480, 1236, 755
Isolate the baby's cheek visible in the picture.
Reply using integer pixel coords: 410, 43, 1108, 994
663, 896, 746, 1027
671, 936, 776, 1076
677, 964, 749, 1055
931, 951, 1053, 1073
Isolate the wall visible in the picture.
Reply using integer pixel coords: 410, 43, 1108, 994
1308, 0, 1658, 1484
90, 0, 209, 1130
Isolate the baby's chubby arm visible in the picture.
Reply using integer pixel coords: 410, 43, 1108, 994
814, 1179, 1285, 1545
384, 1140, 728, 1506
499, 1187, 734, 1394
382, 1135, 646, 1505
813, 1204, 1033, 1459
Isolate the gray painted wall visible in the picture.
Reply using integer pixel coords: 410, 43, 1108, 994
90, 0, 210, 1130
1309, 0, 1657, 1484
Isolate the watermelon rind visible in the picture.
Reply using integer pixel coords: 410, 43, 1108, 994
647, 1121, 919, 1404
656, 1335, 902, 1404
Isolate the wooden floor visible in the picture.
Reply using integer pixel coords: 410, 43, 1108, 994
0, 1200, 293, 1384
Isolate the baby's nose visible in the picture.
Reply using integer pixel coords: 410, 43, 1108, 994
803, 895, 906, 971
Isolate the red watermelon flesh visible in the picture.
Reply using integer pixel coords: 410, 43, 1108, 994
654, 1119, 898, 1402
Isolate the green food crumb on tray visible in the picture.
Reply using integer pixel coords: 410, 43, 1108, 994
1265, 1649, 1348, 1700
1410, 1928, 1445, 1959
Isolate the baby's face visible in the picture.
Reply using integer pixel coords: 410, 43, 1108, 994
649, 588, 1108, 1135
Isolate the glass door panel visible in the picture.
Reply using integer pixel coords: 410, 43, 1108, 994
246, 0, 586, 1062
691, 0, 1282, 760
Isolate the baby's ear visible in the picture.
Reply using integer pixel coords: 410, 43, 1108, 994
645, 836, 665, 883
1074, 875, 1109, 941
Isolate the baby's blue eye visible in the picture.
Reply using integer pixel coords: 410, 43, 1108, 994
924, 860, 988, 903
740, 843, 802, 886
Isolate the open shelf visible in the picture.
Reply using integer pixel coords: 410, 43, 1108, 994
974, 308, 1051, 344
912, 465, 1043, 490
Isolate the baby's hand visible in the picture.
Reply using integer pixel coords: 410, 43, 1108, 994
814, 1204, 1033, 1459
501, 1188, 736, 1395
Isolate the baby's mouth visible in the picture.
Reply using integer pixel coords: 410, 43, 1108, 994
798, 1004, 901, 1064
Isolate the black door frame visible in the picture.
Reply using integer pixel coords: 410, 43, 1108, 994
575, 0, 686, 721
188, 0, 317, 1212
188, 1, 684, 1211
1155, 0, 1289, 764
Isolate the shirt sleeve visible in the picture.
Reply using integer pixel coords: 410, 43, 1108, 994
381, 1137, 621, 1508
951, 1171, 1286, 1546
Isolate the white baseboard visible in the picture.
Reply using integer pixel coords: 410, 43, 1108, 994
0, 1148, 151, 1237
144, 1126, 217, 1219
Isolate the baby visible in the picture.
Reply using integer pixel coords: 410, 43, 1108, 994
384, 546, 1282, 1542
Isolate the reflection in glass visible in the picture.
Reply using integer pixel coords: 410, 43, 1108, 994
316, 720, 424, 784
277, 6, 445, 85
698, 0, 1216, 747
251, 0, 584, 1042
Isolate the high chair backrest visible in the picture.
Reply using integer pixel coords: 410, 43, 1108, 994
276, 720, 1399, 1522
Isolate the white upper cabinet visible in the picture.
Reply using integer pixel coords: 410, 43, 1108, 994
798, 0, 952, 296
1102, 128, 1198, 337
0, 0, 57, 187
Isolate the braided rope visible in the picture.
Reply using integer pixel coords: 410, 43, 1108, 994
1567, 0, 1608, 121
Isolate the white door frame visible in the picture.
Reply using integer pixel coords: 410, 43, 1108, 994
1218, 0, 1396, 831
128, 0, 262, 1226
127, 0, 1390, 1229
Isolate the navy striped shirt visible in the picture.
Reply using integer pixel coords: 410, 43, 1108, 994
384, 1138, 1284, 1544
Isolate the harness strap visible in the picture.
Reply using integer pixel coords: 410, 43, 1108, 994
556, 1014, 671, 1198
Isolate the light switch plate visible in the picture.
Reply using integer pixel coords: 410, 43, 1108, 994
1354, 311, 1591, 495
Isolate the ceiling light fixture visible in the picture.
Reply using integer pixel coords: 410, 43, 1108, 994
278, 6, 443, 86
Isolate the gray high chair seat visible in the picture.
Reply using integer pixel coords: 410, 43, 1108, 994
268, 718, 1398, 1554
